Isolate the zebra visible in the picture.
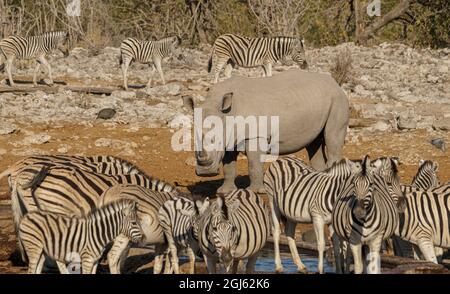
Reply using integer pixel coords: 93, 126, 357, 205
393, 174, 450, 264
158, 196, 210, 274
98, 184, 180, 274
18, 199, 143, 274
197, 190, 270, 274
332, 155, 401, 274
371, 158, 441, 259
208, 34, 308, 83
263, 156, 361, 274
0, 31, 69, 86
12, 164, 177, 265
120, 36, 181, 90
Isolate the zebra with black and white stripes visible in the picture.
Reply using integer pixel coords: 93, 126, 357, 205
198, 189, 270, 274
158, 196, 210, 274
120, 36, 181, 90
332, 155, 402, 274
208, 34, 308, 83
12, 164, 177, 267
0, 31, 69, 86
98, 185, 178, 274
19, 199, 143, 274
263, 157, 361, 274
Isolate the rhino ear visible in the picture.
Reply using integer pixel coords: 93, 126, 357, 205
221, 92, 233, 113
182, 95, 194, 112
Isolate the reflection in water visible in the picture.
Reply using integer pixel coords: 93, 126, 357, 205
255, 249, 335, 273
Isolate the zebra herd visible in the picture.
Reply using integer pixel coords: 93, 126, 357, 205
0, 31, 308, 88
0, 153, 448, 274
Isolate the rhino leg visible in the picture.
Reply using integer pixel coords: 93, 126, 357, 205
245, 144, 265, 194
306, 134, 327, 171
217, 151, 238, 193
323, 96, 348, 166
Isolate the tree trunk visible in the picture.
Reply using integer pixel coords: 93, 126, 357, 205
354, 0, 365, 43
357, 0, 411, 44
189, 1, 208, 44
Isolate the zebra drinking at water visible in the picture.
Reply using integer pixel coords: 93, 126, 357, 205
158, 196, 210, 274
263, 157, 361, 274
98, 184, 179, 274
208, 34, 308, 83
120, 36, 181, 90
198, 190, 270, 274
19, 199, 143, 274
0, 31, 69, 86
332, 156, 402, 274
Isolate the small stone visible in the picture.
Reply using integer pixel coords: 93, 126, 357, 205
97, 108, 116, 120
185, 157, 196, 167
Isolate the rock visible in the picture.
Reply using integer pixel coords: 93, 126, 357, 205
97, 108, 116, 120
185, 157, 196, 167
397, 115, 417, 130
369, 121, 391, 132
111, 90, 136, 100
94, 138, 137, 149
433, 117, 450, 131
22, 133, 51, 145
144, 83, 182, 96
188, 84, 204, 91
0, 122, 18, 135
0, 148, 6, 155
437, 65, 448, 74
430, 138, 446, 152
168, 114, 192, 129
426, 74, 439, 84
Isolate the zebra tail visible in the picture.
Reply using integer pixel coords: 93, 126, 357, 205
19, 165, 49, 190
10, 183, 29, 263
207, 46, 215, 73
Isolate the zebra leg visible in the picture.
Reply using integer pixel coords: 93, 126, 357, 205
312, 215, 326, 274
153, 244, 166, 274
366, 237, 382, 274
417, 239, 438, 263
56, 261, 70, 274
285, 220, 307, 273
224, 63, 233, 78
269, 198, 284, 273
205, 256, 217, 274
186, 247, 196, 274
163, 249, 173, 274
212, 58, 228, 83
232, 260, 239, 274
435, 247, 444, 263
246, 145, 265, 193
329, 225, 344, 274
107, 234, 130, 274
121, 56, 132, 90
28, 251, 45, 274
146, 64, 156, 87
5, 57, 15, 86
32, 60, 41, 86
167, 238, 180, 274
246, 254, 259, 274
153, 58, 165, 85
39, 56, 53, 86
262, 63, 272, 77
350, 243, 363, 274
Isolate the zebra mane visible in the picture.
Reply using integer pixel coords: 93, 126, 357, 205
38, 31, 68, 39
87, 199, 134, 220
416, 160, 435, 174
324, 159, 350, 173
156, 36, 180, 44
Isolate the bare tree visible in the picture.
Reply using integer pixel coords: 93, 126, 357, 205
248, 0, 309, 36
354, 0, 412, 44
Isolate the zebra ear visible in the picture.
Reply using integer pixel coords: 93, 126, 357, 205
433, 161, 439, 172
221, 92, 233, 113
419, 159, 425, 166
196, 197, 210, 215
362, 155, 371, 175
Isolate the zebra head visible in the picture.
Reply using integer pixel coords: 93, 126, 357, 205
412, 159, 440, 189
352, 155, 374, 220
120, 200, 144, 244
371, 157, 406, 212
290, 38, 308, 69
208, 196, 239, 273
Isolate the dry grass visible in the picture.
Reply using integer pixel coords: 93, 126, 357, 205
330, 48, 353, 86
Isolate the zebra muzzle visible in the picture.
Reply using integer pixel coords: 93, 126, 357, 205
353, 200, 367, 220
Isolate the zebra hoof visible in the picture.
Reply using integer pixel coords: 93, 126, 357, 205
275, 267, 284, 274
297, 267, 308, 274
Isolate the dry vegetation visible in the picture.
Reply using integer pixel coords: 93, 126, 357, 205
0, 0, 448, 48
